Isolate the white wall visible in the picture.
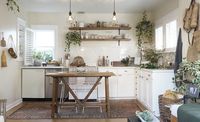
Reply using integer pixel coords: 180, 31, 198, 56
28, 12, 144, 66
0, 0, 26, 110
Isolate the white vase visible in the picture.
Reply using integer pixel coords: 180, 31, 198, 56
65, 59, 70, 68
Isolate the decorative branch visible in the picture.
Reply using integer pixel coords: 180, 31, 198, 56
6, 0, 20, 13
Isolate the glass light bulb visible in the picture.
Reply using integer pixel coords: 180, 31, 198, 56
113, 15, 117, 21
68, 15, 73, 21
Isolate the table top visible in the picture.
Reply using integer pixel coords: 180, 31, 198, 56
46, 71, 115, 77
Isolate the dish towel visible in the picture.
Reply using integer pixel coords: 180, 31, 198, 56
0, 116, 4, 122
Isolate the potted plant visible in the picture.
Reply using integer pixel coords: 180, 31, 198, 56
174, 59, 200, 93
65, 31, 81, 52
135, 11, 153, 64
140, 49, 161, 69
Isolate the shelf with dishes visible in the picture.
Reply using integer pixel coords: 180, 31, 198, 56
69, 26, 131, 31
81, 38, 131, 41
80, 33, 131, 41
68, 21, 132, 45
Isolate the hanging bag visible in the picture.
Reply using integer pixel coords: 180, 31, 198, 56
190, 2, 199, 28
183, 0, 199, 45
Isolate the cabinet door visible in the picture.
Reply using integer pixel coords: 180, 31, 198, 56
118, 75, 135, 98
22, 69, 45, 98
98, 68, 118, 98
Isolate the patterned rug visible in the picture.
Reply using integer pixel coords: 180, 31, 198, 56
7, 100, 140, 119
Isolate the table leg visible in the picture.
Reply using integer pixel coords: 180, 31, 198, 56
52, 77, 59, 118
105, 77, 110, 116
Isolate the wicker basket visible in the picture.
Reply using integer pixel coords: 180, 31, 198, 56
159, 95, 182, 122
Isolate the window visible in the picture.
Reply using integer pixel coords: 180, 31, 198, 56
166, 20, 177, 49
24, 25, 57, 65
155, 20, 177, 51
33, 29, 55, 62
155, 27, 163, 50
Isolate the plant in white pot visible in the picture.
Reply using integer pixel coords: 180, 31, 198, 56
174, 59, 200, 93
64, 31, 81, 67
135, 11, 153, 64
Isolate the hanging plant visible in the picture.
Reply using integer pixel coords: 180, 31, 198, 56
65, 31, 81, 52
6, 0, 20, 13
135, 11, 153, 47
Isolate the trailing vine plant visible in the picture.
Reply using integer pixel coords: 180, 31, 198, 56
6, 0, 20, 12
135, 11, 153, 64
174, 59, 200, 93
65, 31, 81, 52
136, 11, 153, 45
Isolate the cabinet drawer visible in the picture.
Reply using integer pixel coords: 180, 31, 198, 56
118, 69, 135, 75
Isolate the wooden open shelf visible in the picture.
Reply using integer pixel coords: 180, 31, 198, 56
69, 26, 132, 30
81, 38, 131, 41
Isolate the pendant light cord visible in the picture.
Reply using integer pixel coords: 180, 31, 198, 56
114, 0, 115, 12
69, 0, 71, 13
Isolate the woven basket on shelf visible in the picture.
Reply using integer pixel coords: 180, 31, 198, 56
159, 95, 182, 122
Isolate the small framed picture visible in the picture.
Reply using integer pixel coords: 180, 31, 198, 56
186, 84, 199, 98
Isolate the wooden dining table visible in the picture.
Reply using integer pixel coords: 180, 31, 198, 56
46, 71, 115, 118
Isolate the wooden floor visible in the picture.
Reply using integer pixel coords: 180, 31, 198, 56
7, 119, 127, 122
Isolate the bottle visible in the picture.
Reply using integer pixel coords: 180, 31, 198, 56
106, 56, 110, 66
0, 32, 6, 47
102, 56, 105, 66
97, 56, 102, 66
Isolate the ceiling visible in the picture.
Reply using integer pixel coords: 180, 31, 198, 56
21, 0, 167, 13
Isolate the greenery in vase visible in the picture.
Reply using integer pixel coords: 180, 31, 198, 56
135, 11, 153, 47
143, 49, 161, 64
121, 57, 130, 66
6, 0, 20, 12
174, 59, 200, 93
65, 31, 81, 52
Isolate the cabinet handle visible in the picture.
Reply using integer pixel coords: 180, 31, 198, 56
124, 70, 127, 72
118, 74, 122, 76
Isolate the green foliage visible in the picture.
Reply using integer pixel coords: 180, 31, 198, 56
32, 50, 53, 62
135, 11, 153, 47
65, 31, 81, 52
121, 57, 130, 66
140, 63, 158, 69
6, 0, 20, 12
175, 59, 200, 93
143, 49, 161, 64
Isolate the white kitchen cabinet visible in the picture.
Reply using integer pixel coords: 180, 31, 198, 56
118, 75, 135, 98
98, 67, 136, 99
22, 69, 45, 98
136, 69, 175, 116
98, 68, 118, 98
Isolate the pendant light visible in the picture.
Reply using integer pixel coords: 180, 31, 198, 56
112, 0, 117, 21
68, 0, 73, 21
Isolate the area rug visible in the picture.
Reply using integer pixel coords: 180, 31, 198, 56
7, 100, 140, 119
